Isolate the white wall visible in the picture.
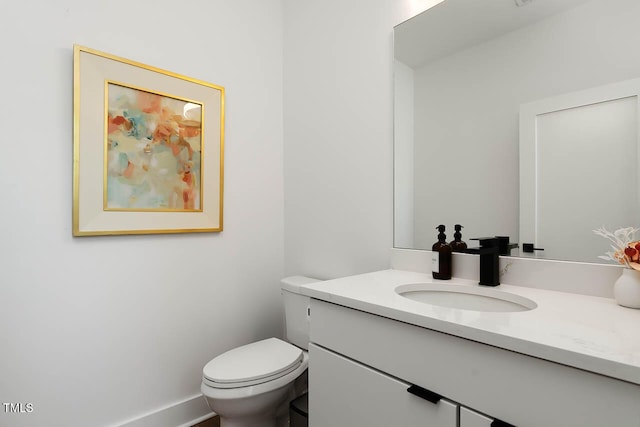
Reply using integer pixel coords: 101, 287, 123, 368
0, 1, 284, 426
411, 0, 640, 249
394, 60, 415, 249
0, 0, 452, 425
282, 0, 421, 279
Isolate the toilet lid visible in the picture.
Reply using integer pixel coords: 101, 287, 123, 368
203, 338, 303, 388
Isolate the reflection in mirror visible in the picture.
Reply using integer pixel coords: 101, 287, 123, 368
393, 0, 640, 263
520, 79, 640, 262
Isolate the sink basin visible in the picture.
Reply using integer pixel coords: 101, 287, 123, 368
395, 283, 537, 312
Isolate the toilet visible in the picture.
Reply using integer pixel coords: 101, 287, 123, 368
201, 276, 320, 427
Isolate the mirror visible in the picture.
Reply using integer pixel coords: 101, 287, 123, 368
393, 0, 640, 263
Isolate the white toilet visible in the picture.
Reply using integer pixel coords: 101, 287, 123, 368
201, 276, 320, 427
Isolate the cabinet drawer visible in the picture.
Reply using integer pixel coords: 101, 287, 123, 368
460, 407, 493, 427
309, 343, 457, 427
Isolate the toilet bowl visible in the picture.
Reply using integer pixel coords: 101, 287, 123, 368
201, 276, 320, 427
201, 338, 309, 427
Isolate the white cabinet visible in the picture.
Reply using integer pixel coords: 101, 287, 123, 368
308, 299, 640, 427
460, 407, 494, 427
309, 343, 457, 427
310, 343, 506, 427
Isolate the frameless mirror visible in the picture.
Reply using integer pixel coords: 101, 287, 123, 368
394, 0, 640, 263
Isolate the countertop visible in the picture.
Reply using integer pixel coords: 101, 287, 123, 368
300, 269, 640, 386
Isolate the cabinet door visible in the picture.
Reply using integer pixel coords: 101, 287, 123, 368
309, 344, 457, 427
460, 407, 493, 427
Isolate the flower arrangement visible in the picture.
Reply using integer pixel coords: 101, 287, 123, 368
593, 226, 640, 270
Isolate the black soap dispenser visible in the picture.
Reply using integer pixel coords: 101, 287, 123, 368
450, 224, 468, 251
432, 225, 452, 280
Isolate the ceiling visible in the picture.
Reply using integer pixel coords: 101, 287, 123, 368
394, 0, 592, 68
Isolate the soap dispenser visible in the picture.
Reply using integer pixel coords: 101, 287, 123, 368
450, 224, 468, 251
432, 225, 452, 280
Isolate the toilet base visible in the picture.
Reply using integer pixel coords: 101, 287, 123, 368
219, 415, 277, 427
216, 389, 292, 427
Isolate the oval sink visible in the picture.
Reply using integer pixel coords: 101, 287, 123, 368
395, 283, 537, 312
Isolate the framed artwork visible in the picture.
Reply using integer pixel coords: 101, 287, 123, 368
73, 45, 224, 236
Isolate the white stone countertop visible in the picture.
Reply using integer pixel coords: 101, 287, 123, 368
300, 269, 640, 386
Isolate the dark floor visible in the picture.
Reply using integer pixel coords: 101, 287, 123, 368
192, 415, 219, 427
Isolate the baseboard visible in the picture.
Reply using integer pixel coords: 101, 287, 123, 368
115, 394, 215, 427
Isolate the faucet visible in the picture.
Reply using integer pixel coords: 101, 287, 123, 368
453, 237, 517, 287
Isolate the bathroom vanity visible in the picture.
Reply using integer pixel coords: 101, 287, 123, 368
364, 0, 640, 423
301, 269, 640, 427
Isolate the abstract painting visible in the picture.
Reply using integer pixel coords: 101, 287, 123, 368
106, 83, 203, 211
73, 45, 224, 236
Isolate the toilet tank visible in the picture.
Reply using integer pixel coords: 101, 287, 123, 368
281, 276, 321, 350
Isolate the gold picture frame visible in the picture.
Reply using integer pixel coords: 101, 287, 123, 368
73, 45, 224, 236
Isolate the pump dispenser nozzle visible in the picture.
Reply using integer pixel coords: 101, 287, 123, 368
450, 224, 468, 250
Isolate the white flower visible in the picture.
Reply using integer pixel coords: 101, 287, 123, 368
593, 226, 640, 269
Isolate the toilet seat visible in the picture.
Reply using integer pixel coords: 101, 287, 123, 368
203, 338, 303, 389
201, 351, 309, 403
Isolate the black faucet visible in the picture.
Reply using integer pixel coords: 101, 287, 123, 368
453, 237, 510, 287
